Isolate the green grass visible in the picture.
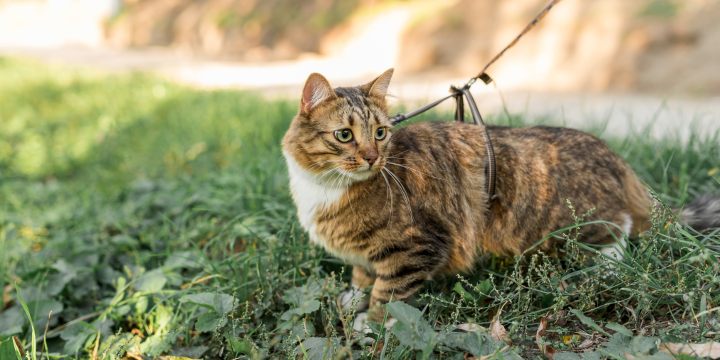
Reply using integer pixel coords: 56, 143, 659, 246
0, 57, 719, 360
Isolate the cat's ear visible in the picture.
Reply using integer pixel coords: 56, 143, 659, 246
301, 73, 336, 115
362, 68, 394, 99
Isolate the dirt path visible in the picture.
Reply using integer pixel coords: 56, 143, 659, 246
3, 45, 719, 142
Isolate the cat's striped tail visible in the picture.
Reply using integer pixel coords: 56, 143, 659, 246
676, 195, 720, 231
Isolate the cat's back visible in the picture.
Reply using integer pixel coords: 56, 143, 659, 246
391, 122, 648, 256
393, 122, 621, 169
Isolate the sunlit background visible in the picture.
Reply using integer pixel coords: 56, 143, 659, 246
1, 3, 719, 357
1, 0, 720, 139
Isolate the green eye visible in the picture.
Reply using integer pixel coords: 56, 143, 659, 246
375, 127, 387, 140
334, 129, 353, 143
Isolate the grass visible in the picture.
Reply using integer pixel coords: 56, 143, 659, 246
0, 57, 719, 360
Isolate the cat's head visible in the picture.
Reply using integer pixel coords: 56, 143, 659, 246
282, 69, 395, 183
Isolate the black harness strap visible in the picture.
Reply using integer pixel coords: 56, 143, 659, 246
454, 92, 464, 122
389, 93, 458, 125
460, 87, 497, 201
390, 87, 497, 203
388, 0, 563, 204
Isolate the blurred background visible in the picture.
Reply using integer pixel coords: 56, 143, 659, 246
1, 3, 718, 356
1, 0, 720, 140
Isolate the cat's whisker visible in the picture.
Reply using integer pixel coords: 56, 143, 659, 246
344, 173, 359, 217
306, 159, 344, 172
380, 169, 394, 229
386, 161, 446, 183
321, 166, 344, 203
384, 168, 414, 226
388, 149, 411, 158
313, 165, 339, 184
333, 172, 352, 221
384, 156, 417, 161
328, 168, 349, 220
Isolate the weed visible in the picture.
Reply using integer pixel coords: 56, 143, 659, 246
0, 57, 718, 359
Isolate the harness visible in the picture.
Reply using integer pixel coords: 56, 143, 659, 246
389, 0, 563, 204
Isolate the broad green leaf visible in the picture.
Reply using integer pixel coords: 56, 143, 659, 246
228, 338, 255, 356
599, 334, 674, 360
60, 322, 95, 341
60, 321, 96, 355
110, 235, 138, 248
282, 280, 324, 307
445, 330, 511, 358
386, 301, 436, 353
169, 345, 207, 359
0, 326, 22, 336
96, 266, 122, 285
139, 332, 179, 357
155, 305, 173, 333
26, 299, 63, 321
0, 340, 20, 360
18, 286, 48, 303
0, 307, 25, 334
280, 299, 321, 321
385, 301, 423, 329
70, 273, 99, 300
213, 292, 235, 315
570, 309, 609, 336
629, 336, 660, 356
92, 319, 115, 337
366, 321, 383, 335
135, 269, 167, 293
29, 300, 64, 340
135, 294, 149, 313
421, 332, 441, 360
292, 320, 316, 341
294, 337, 341, 360
47, 260, 78, 296
163, 251, 199, 270
477, 279, 492, 302
194, 311, 226, 332
100, 333, 134, 360
180, 293, 234, 314
452, 283, 475, 303
392, 322, 425, 350
555, 351, 602, 360
114, 305, 131, 316
606, 322, 632, 336
443, 332, 472, 354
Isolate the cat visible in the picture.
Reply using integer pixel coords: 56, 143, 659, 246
281, 68, 720, 325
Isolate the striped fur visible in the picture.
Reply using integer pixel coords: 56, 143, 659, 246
282, 70, 654, 322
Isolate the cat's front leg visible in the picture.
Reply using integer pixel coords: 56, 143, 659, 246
339, 266, 376, 312
367, 265, 431, 324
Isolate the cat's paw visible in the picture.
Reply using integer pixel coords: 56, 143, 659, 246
352, 312, 398, 345
339, 284, 370, 312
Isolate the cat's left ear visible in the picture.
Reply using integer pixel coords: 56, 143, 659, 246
301, 73, 337, 115
362, 68, 394, 99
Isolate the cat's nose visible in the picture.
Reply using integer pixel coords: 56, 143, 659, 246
364, 155, 377, 165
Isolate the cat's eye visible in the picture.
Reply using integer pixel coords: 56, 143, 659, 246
375, 127, 387, 140
334, 129, 353, 143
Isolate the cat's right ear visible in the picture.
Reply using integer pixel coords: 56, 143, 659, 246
301, 73, 336, 115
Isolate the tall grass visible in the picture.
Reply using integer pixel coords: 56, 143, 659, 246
0, 57, 718, 359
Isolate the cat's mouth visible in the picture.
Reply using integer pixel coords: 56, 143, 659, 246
349, 165, 381, 181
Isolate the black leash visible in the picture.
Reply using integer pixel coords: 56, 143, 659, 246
389, 0, 563, 204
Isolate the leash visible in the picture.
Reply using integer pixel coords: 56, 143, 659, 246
389, 0, 563, 203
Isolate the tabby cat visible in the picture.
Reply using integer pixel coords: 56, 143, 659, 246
281, 68, 720, 324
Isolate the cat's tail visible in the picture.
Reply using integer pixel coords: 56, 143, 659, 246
675, 195, 720, 231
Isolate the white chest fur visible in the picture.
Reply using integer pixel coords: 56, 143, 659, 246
284, 153, 345, 245
284, 153, 374, 269
284, 152, 376, 269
